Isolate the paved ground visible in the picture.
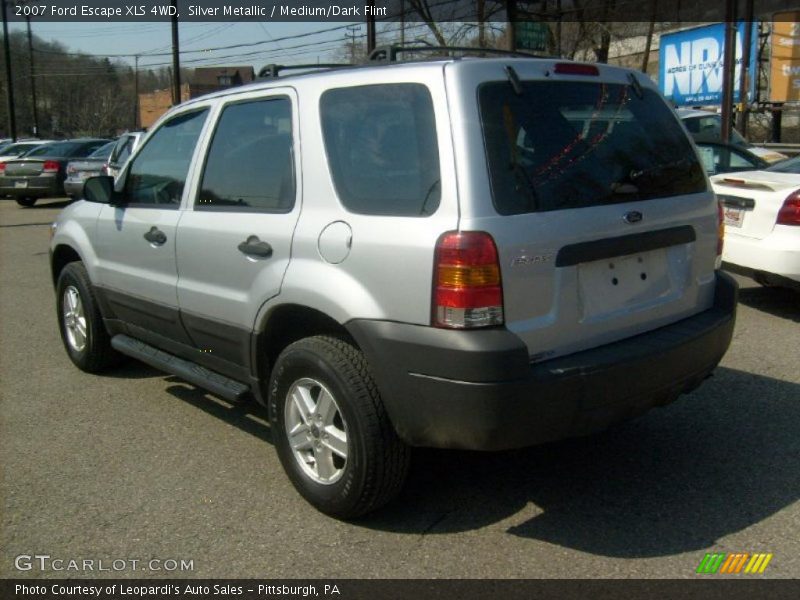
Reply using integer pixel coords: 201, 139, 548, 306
1, 197, 799, 579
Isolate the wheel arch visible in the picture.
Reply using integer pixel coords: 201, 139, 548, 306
252, 303, 357, 407
51, 243, 85, 286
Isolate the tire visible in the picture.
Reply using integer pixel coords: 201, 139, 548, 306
56, 262, 120, 373
269, 336, 410, 519
16, 197, 36, 207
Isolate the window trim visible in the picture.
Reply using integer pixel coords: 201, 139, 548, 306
122, 107, 210, 210
192, 94, 297, 215
319, 82, 442, 218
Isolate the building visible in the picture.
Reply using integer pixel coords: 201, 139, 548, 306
138, 66, 256, 129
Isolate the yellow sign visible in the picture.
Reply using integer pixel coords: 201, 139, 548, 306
770, 12, 800, 102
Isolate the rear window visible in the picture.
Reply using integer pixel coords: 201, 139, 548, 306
479, 81, 706, 215
25, 142, 81, 158
320, 83, 441, 217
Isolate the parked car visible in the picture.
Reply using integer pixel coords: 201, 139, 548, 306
0, 140, 51, 163
106, 131, 144, 178
0, 138, 111, 206
678, 108, 788, 163
710, 157, 800, 290
694, 141, 769, 176
50, 57, 736, 518
64, 140, 117, 199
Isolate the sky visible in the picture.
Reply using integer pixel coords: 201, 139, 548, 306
6, 21, 379, 71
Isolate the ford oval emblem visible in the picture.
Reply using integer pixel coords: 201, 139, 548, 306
623, 211, 643, 224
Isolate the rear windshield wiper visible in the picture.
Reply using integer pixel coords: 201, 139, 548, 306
629, 158, 696, 184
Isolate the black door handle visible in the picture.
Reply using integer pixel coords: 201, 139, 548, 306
143, 226, 167, 245
238, 236, 273, 258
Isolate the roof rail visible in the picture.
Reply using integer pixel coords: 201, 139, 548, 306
368, 44, 544, 62
257, 63, 352, 79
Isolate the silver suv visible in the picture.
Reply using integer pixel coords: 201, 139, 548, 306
50, 57, 737, 518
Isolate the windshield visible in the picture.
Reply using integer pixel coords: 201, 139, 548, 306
765, 154, 800, 174
89, 141, 116, 159
682, 114, 749, 147
479, 81, 706, 215
0, 143, 39, 157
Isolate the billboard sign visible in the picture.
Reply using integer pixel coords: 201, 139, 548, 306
770, 12, 800, 102
659, 23, 757, 106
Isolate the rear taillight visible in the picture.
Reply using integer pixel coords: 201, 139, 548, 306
43, 160, 60, 173
433, 231, 504, 329
777, 190, 800, 226
0, 163, 5, 174
717, 198, 725, 261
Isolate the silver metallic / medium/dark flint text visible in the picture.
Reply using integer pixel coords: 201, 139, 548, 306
14, 554, 194, 572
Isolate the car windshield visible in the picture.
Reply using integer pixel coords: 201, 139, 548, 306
25, 142, 82, 158
682, 114, 749, 147
765, 154, 800, 174
480, 81, 706, 214
88, 141, 116, 159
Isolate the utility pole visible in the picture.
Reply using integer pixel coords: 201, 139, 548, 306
366, 0, 376, 54
737, 0, 755, 135
345, 25, 358, 63
506, 0, 517, 52
25, 15, 37, 136
133, 54, 139, 129
642, 0, 657, 74
1, 0, 17, 140
170, 0, 181, 105
400, 0, 405, 46
720, 0, 737, 144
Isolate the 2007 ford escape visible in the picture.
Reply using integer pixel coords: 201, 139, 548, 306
50, 56, 737, 518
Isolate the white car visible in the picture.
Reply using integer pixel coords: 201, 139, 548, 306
678, 108, 788, 164
711, 156, 800, 290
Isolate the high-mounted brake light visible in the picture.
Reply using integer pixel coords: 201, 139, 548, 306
43, 160, 60, 173
432, 231, 504, 329
553, 63, 600, 76
777, 190, 800, 226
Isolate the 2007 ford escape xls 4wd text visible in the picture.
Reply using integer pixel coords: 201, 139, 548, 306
50, 56, 737, 518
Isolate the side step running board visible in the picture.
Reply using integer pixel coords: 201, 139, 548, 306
111, 334, 251, 402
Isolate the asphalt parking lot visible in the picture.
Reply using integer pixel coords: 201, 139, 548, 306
1, 197, 799, 579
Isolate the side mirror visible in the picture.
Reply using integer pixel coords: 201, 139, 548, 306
84, 176, 122, 205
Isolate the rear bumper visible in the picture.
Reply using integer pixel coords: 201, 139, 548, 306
347, 272, 738, 451
722, 227, 800, 285
63, 179, 85, 198
0, 174, 62, 198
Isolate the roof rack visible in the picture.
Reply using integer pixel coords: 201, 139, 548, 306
257, 63, 352, 79
368, 44, 543, 62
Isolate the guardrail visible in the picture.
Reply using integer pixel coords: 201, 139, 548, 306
755, 143, 800, 156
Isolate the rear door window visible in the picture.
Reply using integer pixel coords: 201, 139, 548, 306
479, 81, 706, 215
197, 97, 295, 212
320, 83, 441, 216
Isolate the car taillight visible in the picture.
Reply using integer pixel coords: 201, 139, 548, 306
717, 198, 725, 261
777, 190, 800, 226
43, 160, 60, 173
0, 163, 5, 174
432, 231, 504, 329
